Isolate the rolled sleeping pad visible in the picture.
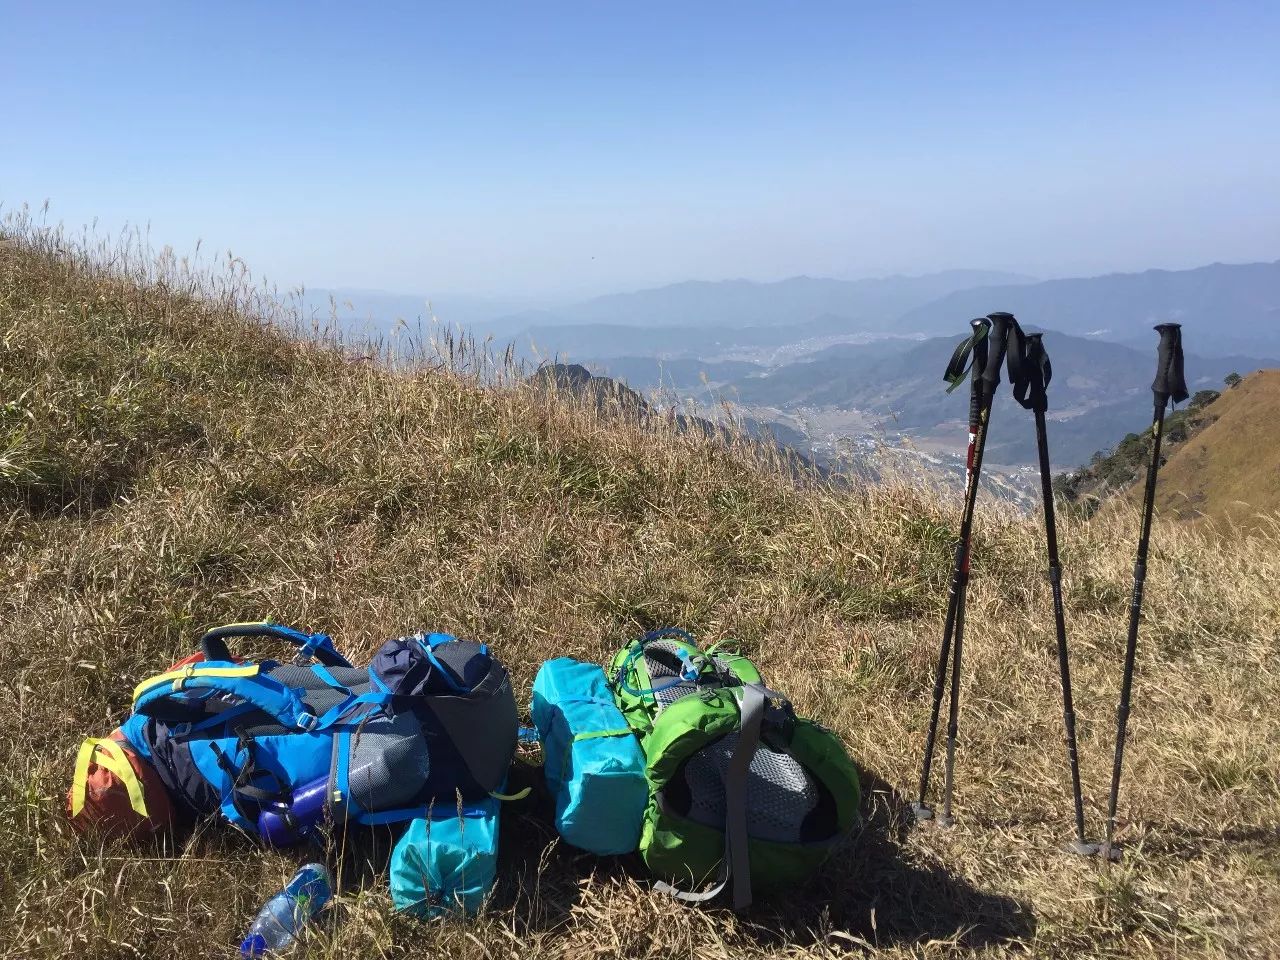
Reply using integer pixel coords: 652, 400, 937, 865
390, 795, 501, 918
530, 657, 647, 855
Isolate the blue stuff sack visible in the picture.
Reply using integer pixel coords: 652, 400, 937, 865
531, 657, 647, 855
390, 796, 501, 918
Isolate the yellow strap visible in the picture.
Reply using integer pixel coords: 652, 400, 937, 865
489, 786, 532, 802
70, 738, 149, 819
131, 663, 260, 703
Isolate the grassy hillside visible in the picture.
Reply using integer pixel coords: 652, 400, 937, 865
1056, 374, 1280, 535
1144, 371, 1280, 533
2, 221, 1279, 959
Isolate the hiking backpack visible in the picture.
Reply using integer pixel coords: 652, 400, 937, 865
607, 628, 861, 909
83, 622, 518, 841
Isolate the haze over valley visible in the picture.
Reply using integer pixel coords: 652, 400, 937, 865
314, 259, 1280, 483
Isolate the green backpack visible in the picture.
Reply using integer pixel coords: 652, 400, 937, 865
608, 628, 861, 908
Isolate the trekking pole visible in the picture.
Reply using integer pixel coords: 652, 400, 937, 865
937, 311, 1013, 825
1011, 329, 1096, 854
912, 317, 989, 822
1101, 323, 1187, 862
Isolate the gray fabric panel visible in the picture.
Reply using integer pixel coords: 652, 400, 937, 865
425, 672, 519, 793
347, 711, 430, 810
682, 733, 819, 844
431, 640, 484, 676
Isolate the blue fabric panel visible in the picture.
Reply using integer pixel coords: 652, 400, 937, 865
530, 657, 647, 856
187, 739, 255, 831
390, 795, 501, 918
118, 713, 152, 760
249, 732, 333, 788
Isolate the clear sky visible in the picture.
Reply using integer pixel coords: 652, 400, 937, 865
3, 1, 1278, 300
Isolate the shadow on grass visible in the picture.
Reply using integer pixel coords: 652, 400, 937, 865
192, 759, 1031, 950
737, 766, 1035, 952
493, 760, 1034, 949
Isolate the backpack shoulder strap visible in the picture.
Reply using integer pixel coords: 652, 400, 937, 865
653, 682, 766, 910
69, 737, 149, 819
131, 663, 320, 731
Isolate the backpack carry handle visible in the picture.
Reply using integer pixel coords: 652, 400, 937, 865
200, 622, 352, 668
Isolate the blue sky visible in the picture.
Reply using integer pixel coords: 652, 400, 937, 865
3, 1, 1278, 299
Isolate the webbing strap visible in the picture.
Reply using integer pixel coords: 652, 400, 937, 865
724, 682, 765, 910
1007, 322, 1052, 413
309, 664, 352, 694
131, 663, 260, 703
312, 691, 392, 730
653, 683, 766, 910
943, 319, 991, 394
572, 728, 633, 742
70, 738, 148, 818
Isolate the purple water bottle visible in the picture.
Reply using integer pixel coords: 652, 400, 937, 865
257, 777, 328, 847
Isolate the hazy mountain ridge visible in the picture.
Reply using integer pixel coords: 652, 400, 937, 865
535, 270, 1035, 330
895, 261, 1280, 356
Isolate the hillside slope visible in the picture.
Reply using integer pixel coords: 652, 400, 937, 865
2, 222, 1279, 959
1145, 371, 1280, 531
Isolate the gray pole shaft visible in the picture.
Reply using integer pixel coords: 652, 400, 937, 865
1104, 398, 1168, 856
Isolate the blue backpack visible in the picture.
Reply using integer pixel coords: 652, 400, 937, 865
112, 622, 518, 842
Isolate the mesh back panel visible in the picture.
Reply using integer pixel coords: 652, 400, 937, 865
644, 642, 703, 712
642, 642, 819, 844
347, 712, 430, 811
264, 665, 372, 715
233, 665, 375, 737
682, 734, 819, 843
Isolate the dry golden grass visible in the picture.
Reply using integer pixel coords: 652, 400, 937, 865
1141, 370, 1280, 535
1, 212, 1278, 958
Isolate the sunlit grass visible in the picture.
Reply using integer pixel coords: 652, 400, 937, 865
2, 208, 1278, 958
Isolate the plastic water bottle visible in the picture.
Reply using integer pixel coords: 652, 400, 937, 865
239, 863, 333, 957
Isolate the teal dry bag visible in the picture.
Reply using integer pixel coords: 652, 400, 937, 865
531, 657, 648, 855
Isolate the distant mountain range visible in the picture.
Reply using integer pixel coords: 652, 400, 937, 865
502, 269, 1034, 331
312, 260, 1280, 468
319, 260, 1280, 364
497, 260, 1280, 363
895, 261, 1280, 356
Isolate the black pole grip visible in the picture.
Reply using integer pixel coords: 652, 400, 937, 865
1016, 332, 1051, 412
982, 312, 1014, 390
968, 318, 989, 427
1152, 323, 1188, 407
